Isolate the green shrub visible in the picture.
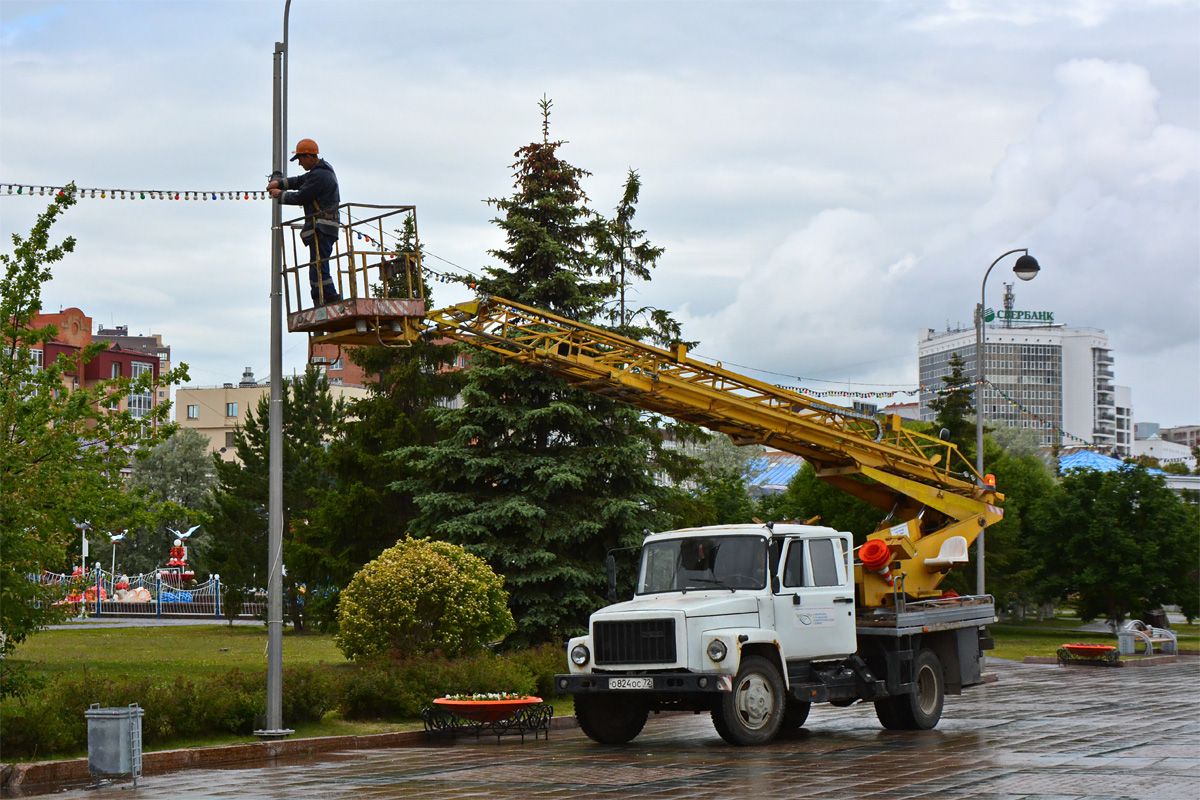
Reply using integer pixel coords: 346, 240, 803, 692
334, 537, 516, 661
0, 645, 555, 760
507, 642, 566, 698
341, 651, 538, 719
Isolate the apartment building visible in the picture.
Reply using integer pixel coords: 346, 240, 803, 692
177, 367, 368, 462
27, 308, 162, 430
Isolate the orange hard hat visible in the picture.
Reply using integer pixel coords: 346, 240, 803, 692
290, 138, 319, 161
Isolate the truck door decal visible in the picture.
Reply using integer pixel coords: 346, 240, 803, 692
793, 608, 838, 628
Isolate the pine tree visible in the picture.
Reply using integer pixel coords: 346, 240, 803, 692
400, 99, 694, 645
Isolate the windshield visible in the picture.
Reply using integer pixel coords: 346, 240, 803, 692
637, 535, 767, 594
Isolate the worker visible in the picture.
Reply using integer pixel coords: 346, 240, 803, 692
266, 138, 341, 304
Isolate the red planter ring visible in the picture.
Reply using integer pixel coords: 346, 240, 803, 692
1061, 643, 1116, 657
432, 697, 543, 723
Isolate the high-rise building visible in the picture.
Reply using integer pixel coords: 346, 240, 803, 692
918, 304, 1129, 451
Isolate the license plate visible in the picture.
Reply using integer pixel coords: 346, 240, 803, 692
608, 677, 653, 690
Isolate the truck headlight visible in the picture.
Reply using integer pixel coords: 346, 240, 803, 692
570, 644, 590, 666
706, 639, 728, 662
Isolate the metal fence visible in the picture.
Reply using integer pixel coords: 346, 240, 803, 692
30, 567, 261, 619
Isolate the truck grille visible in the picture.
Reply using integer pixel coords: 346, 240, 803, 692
594, 619, 677, 665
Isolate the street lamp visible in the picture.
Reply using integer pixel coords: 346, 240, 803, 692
256, 0, 293, 740
975, 249, 1040, 595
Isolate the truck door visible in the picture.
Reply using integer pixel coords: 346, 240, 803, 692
772, 535, 857, 661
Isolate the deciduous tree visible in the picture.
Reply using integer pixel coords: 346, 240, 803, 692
1033, 464, 1199, 626
113, 427, 214, 576
1, 189, 187, 650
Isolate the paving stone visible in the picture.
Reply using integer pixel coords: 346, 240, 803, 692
11, 657, 1199, 799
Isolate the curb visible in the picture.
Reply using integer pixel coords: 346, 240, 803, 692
1023, 653, 1186, 667
2, 715, 580, 792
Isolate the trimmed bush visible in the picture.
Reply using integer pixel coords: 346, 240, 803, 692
334, 537, 516, 661
341, 650, 540, 719
0, 667, 337, 760
0, 645, 561, 760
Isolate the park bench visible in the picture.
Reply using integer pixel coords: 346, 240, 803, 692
1117, 619, 1178, 656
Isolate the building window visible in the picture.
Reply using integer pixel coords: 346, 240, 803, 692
111, 362, 121, 379
226, 402, 238, 417
30, 349, 43, 371
128, 362, 154, 419
187, 404, 199, 419
330, 358, 343, 371
225, 432, 236, 448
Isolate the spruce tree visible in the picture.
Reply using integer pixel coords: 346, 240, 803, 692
203, 369, 344, 629
400, 99, 694, 645
594, 169, 677, 344
308, 221, 465, 628
927, 351, 976, 454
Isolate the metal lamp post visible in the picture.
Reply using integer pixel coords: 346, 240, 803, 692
256, 0, 293, 740
974, 249, 1040, 595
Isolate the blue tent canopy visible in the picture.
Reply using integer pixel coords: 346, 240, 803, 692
1059, 451, 1162, 474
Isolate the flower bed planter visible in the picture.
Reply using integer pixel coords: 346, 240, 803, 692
423, 696, 552, 742
432, 696, 542, 723
1057, 642, 1118, 666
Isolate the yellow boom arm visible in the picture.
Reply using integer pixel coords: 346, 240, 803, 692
410, 295, 1002, 606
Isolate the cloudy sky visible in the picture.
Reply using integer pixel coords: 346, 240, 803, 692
2, 0, 1197, 430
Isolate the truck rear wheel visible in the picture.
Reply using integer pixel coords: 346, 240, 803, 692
575, 694, 649, 744
712, 656, 785, 745
875, 648, 944, 730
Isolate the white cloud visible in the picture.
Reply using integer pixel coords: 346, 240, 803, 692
1, 1, 1196, 425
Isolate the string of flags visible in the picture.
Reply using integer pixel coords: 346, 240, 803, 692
777, 378, 1093, 445
6, 180, 487, 288
775, 382, 983, 400
1, 183, 269, 201
983, 380, 1093, 445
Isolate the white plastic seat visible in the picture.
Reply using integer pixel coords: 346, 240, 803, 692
924, 536, 969, 571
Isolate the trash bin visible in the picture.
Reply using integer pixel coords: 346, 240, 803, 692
85, 703, 143, 786
1143, 609, 1170, 630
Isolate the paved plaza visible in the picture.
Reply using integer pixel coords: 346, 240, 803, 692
17, 657, 1200, 800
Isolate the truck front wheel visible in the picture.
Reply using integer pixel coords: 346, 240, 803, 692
575, 694, 649, 744
712, 656, 785, 745
874, 648, 944, 730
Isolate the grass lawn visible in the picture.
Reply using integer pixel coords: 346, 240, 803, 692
3, 625, 573, 761
11, 624, 350, 681
989, 617, 1199, 660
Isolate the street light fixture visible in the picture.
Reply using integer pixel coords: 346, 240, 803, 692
975, 249, 1040, 596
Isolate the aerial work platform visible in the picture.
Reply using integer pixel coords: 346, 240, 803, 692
283, 204, 427, 347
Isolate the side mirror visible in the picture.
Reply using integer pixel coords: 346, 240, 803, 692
606, 554, 617, 603
771, 574, 780, 594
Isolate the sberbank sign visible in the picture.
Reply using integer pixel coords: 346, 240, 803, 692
983, 308, 1054, 323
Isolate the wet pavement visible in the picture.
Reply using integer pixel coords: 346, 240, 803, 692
27, 657, 1200, 799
